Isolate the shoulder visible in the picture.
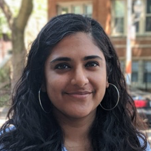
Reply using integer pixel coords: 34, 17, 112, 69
0, 125, 15, 135
62, 146, 67, 151
138, 135, 151, 151
0, 126, 15, 150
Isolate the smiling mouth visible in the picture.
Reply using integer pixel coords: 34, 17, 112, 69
63, 91, 94, 99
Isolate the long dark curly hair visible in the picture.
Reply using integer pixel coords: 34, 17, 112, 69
0, 14, 148, 151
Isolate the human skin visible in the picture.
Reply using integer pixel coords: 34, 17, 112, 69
44, 32, 108, 121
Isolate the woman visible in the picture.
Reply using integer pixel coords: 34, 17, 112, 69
0, 14, 150, 151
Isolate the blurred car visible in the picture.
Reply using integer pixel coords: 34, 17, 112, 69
128, 87, 151, 124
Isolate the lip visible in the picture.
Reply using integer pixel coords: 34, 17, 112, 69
63, 91, 94, 99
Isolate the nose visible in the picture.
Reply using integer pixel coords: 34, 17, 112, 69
71, 67, 89, 87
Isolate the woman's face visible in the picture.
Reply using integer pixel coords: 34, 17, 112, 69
44, 32, 108, 120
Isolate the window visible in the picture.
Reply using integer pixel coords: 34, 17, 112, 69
111, 0, 151, 35
58, 7, 69, 14
145, 0, 151, 31
143, 61, 151, 83
112, 1, 125, 35
72, 5, 82, 14
132, 61, 138, 82
84, 4, 92, 18
57, 3, 92, 17
132, 0, 143, 33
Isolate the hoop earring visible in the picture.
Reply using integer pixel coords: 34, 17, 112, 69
38, 88, 50, 113
100, 83, 120, 111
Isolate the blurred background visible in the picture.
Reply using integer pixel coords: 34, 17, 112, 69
0, 0, 151, 130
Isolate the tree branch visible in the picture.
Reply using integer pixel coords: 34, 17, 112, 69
0, 0, 13, 29
16, 0, 33, 31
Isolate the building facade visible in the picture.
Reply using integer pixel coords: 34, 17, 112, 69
48, 0, 151, 91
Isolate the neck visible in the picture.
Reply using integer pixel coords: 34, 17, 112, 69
54, 110, 96, 151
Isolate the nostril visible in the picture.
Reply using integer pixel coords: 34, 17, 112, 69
71, 77, 89, 87
71, 69, 89, 87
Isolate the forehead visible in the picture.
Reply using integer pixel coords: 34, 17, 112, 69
47, 32, 105, 61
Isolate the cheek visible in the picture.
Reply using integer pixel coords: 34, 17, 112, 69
45, 73, 68, 97
90, 69, 107, 84
90, 70, 107, 96
45, 79, 61, 103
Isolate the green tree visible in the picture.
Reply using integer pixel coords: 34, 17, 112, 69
0, 0, 33, 89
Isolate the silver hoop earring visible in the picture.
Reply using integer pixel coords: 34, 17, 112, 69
100, 83, 120, 111
38, 88, 50, 113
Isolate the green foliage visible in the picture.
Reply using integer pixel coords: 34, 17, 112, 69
0, 90, 10, 107
0, 0, 21, 37
0, 64, 11, 107
32, 0, 47, 18
33, 0, 47, 13
0, 65, 10, 83
0, 9, 11, 38
5, 0, 21, 17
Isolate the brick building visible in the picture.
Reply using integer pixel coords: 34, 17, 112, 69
48, 0, 151, 91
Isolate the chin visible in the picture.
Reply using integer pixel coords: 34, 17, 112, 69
67, 110, 95, 119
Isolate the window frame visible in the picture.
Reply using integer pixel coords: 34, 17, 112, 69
131, 61, 139, 83
111, 0, 151, 36
143, 61, 151, 83
57, 1, 92, 17
111, 0, 127, 36
145, 0, 151, 33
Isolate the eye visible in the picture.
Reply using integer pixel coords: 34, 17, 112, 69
54, 63, 71, 70
85, 61, 99, 67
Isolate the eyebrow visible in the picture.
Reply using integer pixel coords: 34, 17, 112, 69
84, 55, 102, 61
50, 57, 71, 63
50, 55, 102, 63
